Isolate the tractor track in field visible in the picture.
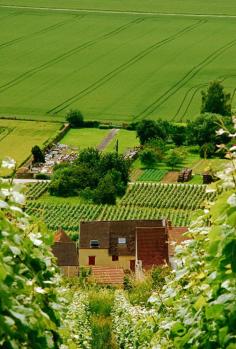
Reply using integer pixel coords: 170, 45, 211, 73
0, 127, 14, 142
175, 74, 236, 120
134, 38, 236, 121
47, 20, 205, 115
0, 10, 22, 21
0, 14, 84, 50
2, 4, 236, 19
0, 17, 143, 94
173, 83, 206, 120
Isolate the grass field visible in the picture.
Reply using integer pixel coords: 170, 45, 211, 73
1, 0, 236, 16
0, 3, 236, 123
0, 120, 60, 173
104, 130, 139, 154
61, 128, 109, 150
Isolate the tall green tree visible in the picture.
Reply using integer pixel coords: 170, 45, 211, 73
93, 172, 117, 205
136, 119, 169, 145
201, 81, 231, 116
166, 148, 185, 170
32, 145, 45, 163
186, 113, 228, 146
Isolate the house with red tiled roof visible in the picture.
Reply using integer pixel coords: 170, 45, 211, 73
79, 220, 170, 272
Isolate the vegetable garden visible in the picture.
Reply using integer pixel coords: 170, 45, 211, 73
137, 169, 167, 182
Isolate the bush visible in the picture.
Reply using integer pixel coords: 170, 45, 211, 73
200, 143, 215, 158
98, 124, 113, 129
125, 121, 139, 130
166, 148, 185, 170
151, 265, 170, 289
66, 109, 84, 128
136, 119, 168, 145
35, 173, 50, 180
171, 125, 186, 146
140, 149, 158, 168
83, 120, 100, 128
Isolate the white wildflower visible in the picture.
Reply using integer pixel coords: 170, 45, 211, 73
0, 200, 9, 209
1, 188, 10, 198
12, 191, 25, 204
1, 157, 16, 169
29, 233, 43, 246
229, 145, 236, 152
227, 193, 236, 207
10, 205, 23, 213
35, 287, 46, 294
216, 128, 226, 136
205, 188, 216, 193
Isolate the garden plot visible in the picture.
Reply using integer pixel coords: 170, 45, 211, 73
0, 119, 60, 174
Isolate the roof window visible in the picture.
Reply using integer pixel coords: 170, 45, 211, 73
90, 240, 100, 248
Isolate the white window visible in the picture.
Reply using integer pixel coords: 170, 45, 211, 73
90, 240, 100, 248
118, 237, 126, 244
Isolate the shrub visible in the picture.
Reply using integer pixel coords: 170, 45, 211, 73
200, 142, 215, 158
140, 149, 158, 167
35, 173, 50, 180
66, 109, 84, 128
83, 120, 100, 128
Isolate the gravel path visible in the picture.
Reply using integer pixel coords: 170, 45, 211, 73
97, 128, 119, 151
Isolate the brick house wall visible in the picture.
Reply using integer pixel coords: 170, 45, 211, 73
137, 227, 169, 269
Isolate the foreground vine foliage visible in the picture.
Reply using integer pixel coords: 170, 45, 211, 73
113, 291, 157, 349
0, 159, 62, 348
60, 291, 92, 349
112, 119, 236, 348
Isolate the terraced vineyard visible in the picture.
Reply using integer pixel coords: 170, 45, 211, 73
26, 202, 103, 231
137, 169, 167, 182
121, 183, 216, 210
25, 182, 214, 230
26, 181, 49, 200
100, 205, 191, 226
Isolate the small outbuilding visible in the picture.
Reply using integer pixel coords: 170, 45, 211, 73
52, 228, 79, 277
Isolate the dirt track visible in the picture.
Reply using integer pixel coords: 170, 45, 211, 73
97, 128, 119, 151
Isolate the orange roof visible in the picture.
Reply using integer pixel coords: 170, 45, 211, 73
54, 228, 72, 243
91, 266, 124, 285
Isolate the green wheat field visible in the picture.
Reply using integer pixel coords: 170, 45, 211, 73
0, 0, 236, 122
